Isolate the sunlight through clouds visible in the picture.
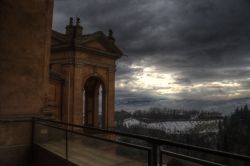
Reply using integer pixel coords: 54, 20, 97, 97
54, 0, 250, 102
116, 63, 245, 100
128, 65, 175, 89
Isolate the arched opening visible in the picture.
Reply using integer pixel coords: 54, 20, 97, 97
83, 76, 105, 128
98, 85, 104, 128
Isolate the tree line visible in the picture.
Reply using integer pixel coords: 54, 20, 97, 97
217, 104, 250, 156
116, 107, 222, 125
115, 105, 250, 165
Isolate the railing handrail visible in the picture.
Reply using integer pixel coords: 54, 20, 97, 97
36, 121, 151, 151
160, 150, 225, 166
34, 117, 250, 162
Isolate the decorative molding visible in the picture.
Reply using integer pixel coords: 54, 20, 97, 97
50, 58, 115, 69
0, 115, 39, 122
51, 29, 123, 57
93, 65, 97, 74
50, 70, 65, 83
51, 45, 121, 59
108, 66, 116, 73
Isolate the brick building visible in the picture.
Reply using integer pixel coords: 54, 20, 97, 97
47, 18, 122, 128
0, 1, 121, 165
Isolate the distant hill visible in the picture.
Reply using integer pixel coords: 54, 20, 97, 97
115, 97, 250, 115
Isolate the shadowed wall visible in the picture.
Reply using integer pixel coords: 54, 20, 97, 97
0, 0, 53, 165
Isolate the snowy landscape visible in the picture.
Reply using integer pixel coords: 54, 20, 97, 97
123, 118, 220, 134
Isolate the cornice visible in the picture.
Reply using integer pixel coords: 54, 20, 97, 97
51, 30, 123, 59
50, 58, 115, 69
51, 45, 121, 59
49, 70, 65, 82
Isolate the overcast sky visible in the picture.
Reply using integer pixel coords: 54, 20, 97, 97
53, 0, 250, 103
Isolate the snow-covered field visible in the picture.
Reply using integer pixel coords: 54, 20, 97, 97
123, 118, 220, 134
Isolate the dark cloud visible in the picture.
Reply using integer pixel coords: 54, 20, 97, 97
53, 0, 250, 103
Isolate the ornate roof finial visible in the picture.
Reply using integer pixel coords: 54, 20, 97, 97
108, 29, 113, 37
66, 17, 74, 36
69, 17, 73, 25
76, 17, 80, 25
66, 17, 83, 37
108, 29, 115, 42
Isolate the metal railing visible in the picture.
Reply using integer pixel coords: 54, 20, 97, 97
32, 117, 250, 166
0, 118, 250, 166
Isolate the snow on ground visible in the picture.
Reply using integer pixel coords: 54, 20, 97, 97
123, 118, 220, 134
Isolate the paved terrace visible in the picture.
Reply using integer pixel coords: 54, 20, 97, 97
34, 118, 250, 166
37, 135, 147, 166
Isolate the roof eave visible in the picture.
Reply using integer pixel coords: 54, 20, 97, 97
51, 45, 122, 59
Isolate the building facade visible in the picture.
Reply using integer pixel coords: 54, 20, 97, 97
0, 1, 121, 165
46, 18, 122, 128
0, 0, 53, 165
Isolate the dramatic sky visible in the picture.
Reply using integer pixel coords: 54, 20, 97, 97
53, 0, 250, 110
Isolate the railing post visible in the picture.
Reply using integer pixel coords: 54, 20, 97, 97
31, 117, 35, 166
31, 117, 35, 145
159, 150, 162, 166
151, 143, 159, 166
148, 149, 152, 166
66, 130, 68, 160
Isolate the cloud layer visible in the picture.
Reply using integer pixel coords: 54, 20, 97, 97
53, 0, 250, 104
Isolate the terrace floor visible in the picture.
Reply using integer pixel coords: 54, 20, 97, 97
38, 135, 148, 166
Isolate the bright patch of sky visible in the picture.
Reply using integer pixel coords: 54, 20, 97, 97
116, 63, 249, 100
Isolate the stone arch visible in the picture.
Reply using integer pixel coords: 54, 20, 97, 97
82, 73, 106, 90
82, 74, 106, 128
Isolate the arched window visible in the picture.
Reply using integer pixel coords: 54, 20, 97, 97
83, 76, 105, 128
98, 85, 103, 128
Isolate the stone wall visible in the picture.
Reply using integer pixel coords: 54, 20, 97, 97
0, 0, 53, 165
50, 48, 117, 128
0, 0, 53, 116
